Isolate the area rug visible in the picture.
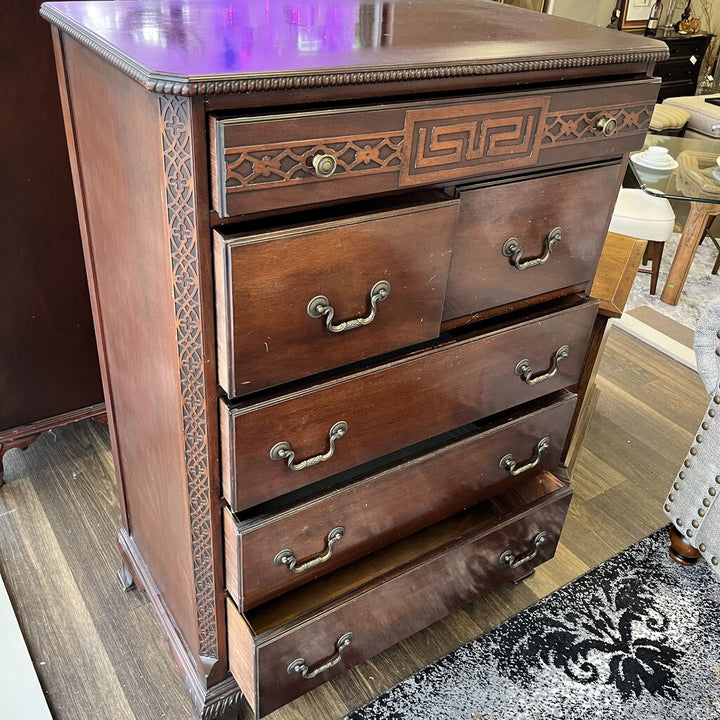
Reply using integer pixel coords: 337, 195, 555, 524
344, 527, 720, 720
624, 231, 720, 329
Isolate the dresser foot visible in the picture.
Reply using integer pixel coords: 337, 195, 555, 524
190, 677, 243, 720
117, 563, 137, 592
0, 433, 41, 485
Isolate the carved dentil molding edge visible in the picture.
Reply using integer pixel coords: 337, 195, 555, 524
41, 6, 669, 97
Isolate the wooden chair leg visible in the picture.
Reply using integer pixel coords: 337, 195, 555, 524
669, 525, 702, 566
648, 240, 664, 295
641, 243, 652, 267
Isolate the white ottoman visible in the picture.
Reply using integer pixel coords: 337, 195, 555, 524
608, 188, 676, 295
663, 94, 720, 140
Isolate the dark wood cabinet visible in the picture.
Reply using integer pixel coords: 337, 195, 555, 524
653, 31, 712, 101
41, 2, 666, 718
0, 0, 104, 481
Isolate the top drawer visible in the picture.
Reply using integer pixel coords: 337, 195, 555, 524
210, 78, 659, 218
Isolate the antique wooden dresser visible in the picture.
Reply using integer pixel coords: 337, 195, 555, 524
41, 1, 666, 717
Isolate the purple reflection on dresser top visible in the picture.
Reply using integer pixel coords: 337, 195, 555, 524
44, 0, 398, 75
42, 0, 665, 80
39, 0, 593, 79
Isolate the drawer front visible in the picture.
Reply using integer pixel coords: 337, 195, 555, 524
664, 36, 710, 60
211, 79, 657, 217
226, 393, 576, 610
215, 197, 458, 397
221, 299, 597, 511
443, 163, 622, 320
655, 59, 697, 83
227, 473, 572, 716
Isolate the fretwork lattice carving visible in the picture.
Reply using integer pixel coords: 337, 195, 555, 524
160, 94, 217, 658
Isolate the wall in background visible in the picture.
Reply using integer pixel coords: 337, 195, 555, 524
547, 0, 616, 26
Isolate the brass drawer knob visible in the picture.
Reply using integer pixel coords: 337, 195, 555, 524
499, 531, 548, 569
307, 280, 390, 334
515, 345, 570, 386
269, 421, 348, 471
595, 116, 618, 137
274, 527, 345, 574
502, 227, 563, 271
311, 153, 338, 178
287, 632, 354, 680
499, 436, 551, 476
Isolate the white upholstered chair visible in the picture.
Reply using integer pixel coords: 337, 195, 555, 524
665, 294, 720, 576
608, 188, 676, 296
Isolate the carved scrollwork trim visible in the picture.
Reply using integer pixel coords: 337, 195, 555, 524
38, 7, 670, 97
160, 94, 218, 658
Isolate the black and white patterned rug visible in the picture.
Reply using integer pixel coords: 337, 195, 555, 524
344, 527, 720, 720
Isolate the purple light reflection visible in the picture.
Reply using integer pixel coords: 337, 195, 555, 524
53, 0, 389, 75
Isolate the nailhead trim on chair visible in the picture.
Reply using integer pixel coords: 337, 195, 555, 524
667, 366, 720, 560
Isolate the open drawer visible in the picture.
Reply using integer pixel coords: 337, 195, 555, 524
227, 470, 571, 716
225, 392, 576, 610
221, 296, 597, 512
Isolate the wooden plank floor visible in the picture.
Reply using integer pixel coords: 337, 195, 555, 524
0, 328, 708, 720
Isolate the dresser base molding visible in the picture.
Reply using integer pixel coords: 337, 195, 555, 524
0, 402, 106, 484
117, 529, 241, 719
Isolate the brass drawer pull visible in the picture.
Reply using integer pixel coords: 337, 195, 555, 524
595, 116, 618, 137
311, 153, 338, 178
287, 632, 354, 680
274, 527, 345, 574
515, 345, 570, 386
499, 436, 551, 476
269, 421, 348, 471
499, 531, 548, 568
502, 227, 563, 270
307, 281, 390, 334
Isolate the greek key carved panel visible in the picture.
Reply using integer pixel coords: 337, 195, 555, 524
399, 97, 550, 185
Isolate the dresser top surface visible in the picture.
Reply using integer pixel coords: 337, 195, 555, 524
42, 0, 667, 95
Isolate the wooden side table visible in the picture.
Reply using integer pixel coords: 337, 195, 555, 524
564, 231, 648, 471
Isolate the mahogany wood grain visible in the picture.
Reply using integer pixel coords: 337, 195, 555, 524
0, 0, 103, 434
215, 197, 458, 396
42, 3, 667, 716
444, 164, 623, 321
228, 471, 571, 716
212, 79, 658, 218
55, 35, 222, 707
222, 299, 597, 511
226, 394, 576, 609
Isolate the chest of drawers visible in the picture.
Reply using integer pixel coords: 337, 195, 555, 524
652, 31, 712, 101
41, 1, 666, 717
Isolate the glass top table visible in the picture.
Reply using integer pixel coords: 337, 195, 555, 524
630, 134, 720, 205
628, 133, 720, 305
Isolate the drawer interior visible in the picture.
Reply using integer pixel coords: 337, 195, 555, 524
228, 470, 570, 715
225, 391, 576, 610
244, 470, 566, 634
